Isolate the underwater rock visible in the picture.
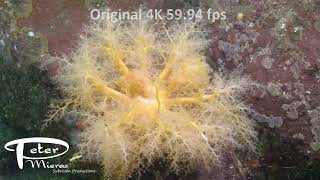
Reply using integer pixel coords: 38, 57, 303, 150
17, 0, 89, 55
282, 102, 303, 120
6, 0, 32, 18
0, 10, 14, 63
266, 82, 282, 97
85, 0, 108, 9
250, 83, 267, 98
292, 133, 305, 141
0, 59, 51, 131
274, 8, 297, 41
0, 39, 5, 53
208, 0, 320, 162
309, 107, 320, 151
248, 110, 283, 128
261, 56, 274, 70
314, 18, 320, 32
218, 40, 240, 62
11, 29, 48, 66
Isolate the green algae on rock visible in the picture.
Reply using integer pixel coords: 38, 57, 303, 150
0, 59, 52, 132
6, 0, 32, 18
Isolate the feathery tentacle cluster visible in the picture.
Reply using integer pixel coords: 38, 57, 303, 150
47, 18, 256, 178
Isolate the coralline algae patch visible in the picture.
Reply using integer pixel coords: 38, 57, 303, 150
17, 0, 90, 55
208, 0, 320, 154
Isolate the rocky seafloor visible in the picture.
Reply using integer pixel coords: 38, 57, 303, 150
0, 0, 320, 179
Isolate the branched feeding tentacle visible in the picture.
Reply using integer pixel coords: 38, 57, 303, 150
105, 46, 129, 76
86, 75, 129, 102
